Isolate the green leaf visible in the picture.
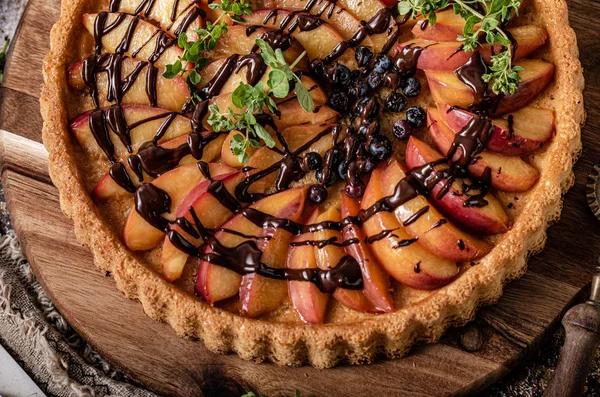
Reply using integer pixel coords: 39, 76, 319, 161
187, 70, 201, 85
294, 81, 314, 113
295, 391, 302, 397
208, 3, 221, 10
254, 124, 275, 148
232, 83, 248, 109
267, 70, 290, 98
397, 1, 412, 16
255, 39, 278, 65
177, 32, 188, 49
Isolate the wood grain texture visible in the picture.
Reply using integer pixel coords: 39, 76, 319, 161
0, 0, 599, 395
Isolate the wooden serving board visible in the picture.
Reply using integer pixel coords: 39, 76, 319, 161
1, 0, 599, 396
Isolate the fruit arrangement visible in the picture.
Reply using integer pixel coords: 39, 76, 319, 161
61, 0, 558, 327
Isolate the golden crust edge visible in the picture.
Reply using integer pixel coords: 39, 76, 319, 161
39, 0, 585, 368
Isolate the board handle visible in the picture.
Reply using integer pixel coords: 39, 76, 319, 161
544, 269, 600, 397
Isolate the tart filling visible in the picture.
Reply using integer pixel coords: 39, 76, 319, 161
41, 0, 583, 367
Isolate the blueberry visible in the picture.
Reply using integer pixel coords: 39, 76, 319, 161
384, 91, 407, 113
348, 80, 369, 98
337, 161, 348, 181
308, 184, 328, 204
392, 119, 412, 140
354, 97, 380, 120
363, 157, 376, 173
355, 46, 373, 68
344, 182, 365, 198
402, 77, 421, 98
372, 54, 393, 75
328, 90, 349, 112
367, 72, 383, 90
358, 120, 380, 137
334, 64, 352, 86
303, 152, 322, 171
369, 135, 392, 161
310, 59, 325, 76
405, 106, 426, 128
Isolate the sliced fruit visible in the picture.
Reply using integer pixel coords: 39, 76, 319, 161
240, 9, 357, 67
360, 165, 459, 289
437, 104, 555, 156
339, 197, 395, 310
411, 9, 479, 41
243, 123, 342, 193
221, 130, 257, 168
161, 171, 245, 281
204, 94, 338, 130
82, 13, 182, 69
196, 187, 307, 305
426, 59, 555, 115
68, 56, 190, 111
70, 105, 192, 160
313, 207, 383, 313
263, 0, 375, 47
91, 132, 225, 200
288, 209, 330, 324
405, 137, 510, 234
113, 0, 205, 40
210, 25, 309, 71
122, 162, 236, 251
400, 26, 548, 71
381, 160, 491, 262
428, 108, 540, 192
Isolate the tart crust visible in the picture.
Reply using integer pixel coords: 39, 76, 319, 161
40, 0, 584, 368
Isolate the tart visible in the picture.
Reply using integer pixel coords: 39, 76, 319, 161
41, 0, 584, 367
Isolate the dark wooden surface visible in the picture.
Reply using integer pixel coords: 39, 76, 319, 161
0, 0, 599, 396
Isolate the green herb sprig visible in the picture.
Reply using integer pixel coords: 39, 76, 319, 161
208, 39, 314, 163
162, 0, 253, 102
398, 0, 523, 95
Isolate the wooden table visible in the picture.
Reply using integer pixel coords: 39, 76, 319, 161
0, 0, 599, 395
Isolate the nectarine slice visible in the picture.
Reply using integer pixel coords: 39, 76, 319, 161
437, 104, 555, 156
428, 108, 540, 192
381, 160, 491, 262
426, 59, 555, 115
288, 209, 330, 324
361, 165, 459, 289
405, 137, 510, 234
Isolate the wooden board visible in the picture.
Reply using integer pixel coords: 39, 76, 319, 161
1, 0, 599, 395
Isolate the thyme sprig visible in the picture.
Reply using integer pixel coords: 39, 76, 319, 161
208, 40, 314, 163
162, 0, 253, 103
398, 0, 523, 95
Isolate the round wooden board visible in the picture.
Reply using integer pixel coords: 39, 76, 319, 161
1, 0, 599, 395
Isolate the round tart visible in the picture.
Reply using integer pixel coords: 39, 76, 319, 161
41, 0, 584, 367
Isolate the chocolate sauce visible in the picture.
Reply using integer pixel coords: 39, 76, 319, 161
402, 205, 429, 226
454, 52, 489, 104
394, 44, 423, 75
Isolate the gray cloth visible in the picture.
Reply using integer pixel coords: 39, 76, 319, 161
0, 230, 158, 397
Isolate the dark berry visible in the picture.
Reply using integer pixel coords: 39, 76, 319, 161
355, 46, 373, 68
337, 161, 348, 181
303, 152, 322, 171
372, 54, 393, 75
392, 119, 412, 140
334, 64, 352, 86
402, 77, 421, 98
348, 80, 369, 98
310, 59, 325, 76
354, 97, 380, 120
369, 135, 392, 161
405, 106, 426, 128
344, 182, 365, 198
384, 91, 407, 113
328, 90, 349, 112
308, 184, 328, 204
358, 120, 380, 138
363, 157, 376, 173
367, 72, 383, 90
